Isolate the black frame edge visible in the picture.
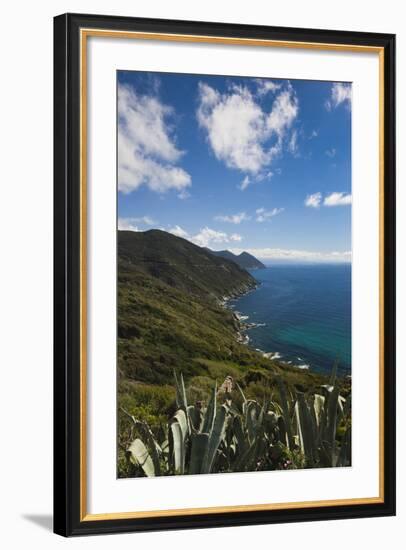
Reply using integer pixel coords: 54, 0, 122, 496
53, 13, 396, 537
54, 13, 69, 537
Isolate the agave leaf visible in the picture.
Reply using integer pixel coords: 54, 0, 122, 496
233, 414, 247, 456
180, 372, 188, 409
169, 420, 185, 474
246, 401, 259, 444
342, 393, 352, 419
202, 382, 217, 434
337, 426, 352, 467
322, 385, 340, 466
277, 415, 287, 445
173, 371, 188, 410
329, 360, 339, 387
135, 421, 162, 476
189, 433, 209, 474
202, 404, 228, 473
169, 409, 188, 474
313, 394, 326, 428
128, 438, 155, 477
234, 440, 258, 471
172, 409, 189, 440
276, 377, 294, 450
265, 411, 278, 436
187, 405, 202, 432
295, 394, 316, 466
236, 382, 247, 404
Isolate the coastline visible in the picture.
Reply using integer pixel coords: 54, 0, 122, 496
221, 276, 314, 374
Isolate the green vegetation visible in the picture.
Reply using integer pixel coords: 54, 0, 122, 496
120, 372, 351, 477
117, 229, 350, 477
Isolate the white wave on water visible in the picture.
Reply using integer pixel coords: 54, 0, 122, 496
297, 364, 310, 370
262, 351, 282, 360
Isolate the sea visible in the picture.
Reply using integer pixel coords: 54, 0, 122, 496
229, 264, 351, 376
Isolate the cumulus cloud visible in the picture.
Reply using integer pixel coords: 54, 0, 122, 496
325, 83, 352, 111
324, 192, 352, 206
118, 215, 157, 231
118, 83, 191, 194
230, 247, 351, 263
214, 212, 250, 224
192, 227, 242, 248
197, 81, 298, 178
168, 225, 190, 239
255, 207, 284, 222
305, 191, 351, 207
255, 79, 282, 96
118, 218, 140, 231
168, 225, 242, 248
305, 192, 322, 208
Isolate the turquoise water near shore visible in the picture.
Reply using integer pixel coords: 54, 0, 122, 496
230, 264, 351, 375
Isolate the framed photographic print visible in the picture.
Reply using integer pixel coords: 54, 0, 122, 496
53, 13, 396, 536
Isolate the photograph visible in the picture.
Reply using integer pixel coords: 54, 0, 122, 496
116, 70, 353, 478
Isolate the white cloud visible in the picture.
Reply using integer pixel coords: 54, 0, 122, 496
168, 225, 242, 248
214, 212, 250, 224
325, 148, 336, 158
118, 218, 140, 231
325, 83, 352, 111
118, 216, 156, 231
288, 130, 299, 156
192, 227, 242, 248
168, 225, 190, 238
324, 192, 352, 206
197, 81, 298, 177
230, 233, 242, 242
230, 247, 351, 263
118, 83, 191, 194
305, 191, 352, 208
255, 207, 284, 222
309, 130, 318, 139
238, 175, 251, 191
305, 192, 322, 208
255, 79, 282, 96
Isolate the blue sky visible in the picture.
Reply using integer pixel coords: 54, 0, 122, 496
117, 71, 351, 262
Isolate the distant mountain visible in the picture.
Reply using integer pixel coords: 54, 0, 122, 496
205, 248, 266, 270
118, 229, 257, 300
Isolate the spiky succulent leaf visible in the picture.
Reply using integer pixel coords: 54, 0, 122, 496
189, 433, 209, 474
128, 438, 155, 477
277, 377, 294, 450
201, 383, 217, 434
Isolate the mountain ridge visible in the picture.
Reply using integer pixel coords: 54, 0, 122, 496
204, 248, 266, 270
118, 229, 257, 299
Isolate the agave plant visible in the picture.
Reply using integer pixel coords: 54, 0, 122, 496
124, 369, 351, 477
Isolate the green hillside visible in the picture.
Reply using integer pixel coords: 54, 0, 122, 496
119, 229, 257, 299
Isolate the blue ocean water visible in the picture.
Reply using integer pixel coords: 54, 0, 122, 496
230, 264, 351, 375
